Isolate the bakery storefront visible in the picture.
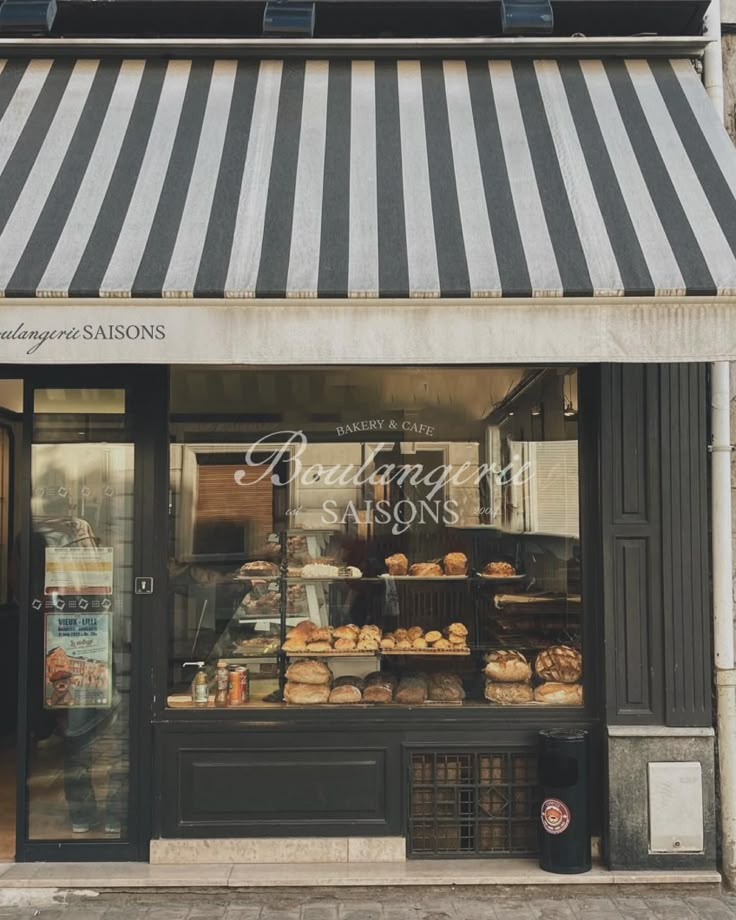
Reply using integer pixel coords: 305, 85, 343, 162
0, 36, 733, 870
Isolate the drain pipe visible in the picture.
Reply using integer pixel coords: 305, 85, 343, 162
703, 0, 736, 890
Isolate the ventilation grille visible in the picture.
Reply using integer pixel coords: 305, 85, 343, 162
408, 750, 539, 858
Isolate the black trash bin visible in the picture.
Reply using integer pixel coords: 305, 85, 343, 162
538, 729, 591, 874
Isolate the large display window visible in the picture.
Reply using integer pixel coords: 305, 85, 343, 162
166, 367, 582, 710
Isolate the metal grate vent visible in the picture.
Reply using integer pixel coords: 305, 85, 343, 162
409, 750, 539, 858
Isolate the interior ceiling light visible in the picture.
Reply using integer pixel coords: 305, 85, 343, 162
0, 0, 57, 34
501, 0, 554, 35
263, 0, 316, 37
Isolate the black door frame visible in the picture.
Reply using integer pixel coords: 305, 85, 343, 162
13, 364, 166, 862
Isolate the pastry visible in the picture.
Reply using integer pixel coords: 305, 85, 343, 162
284, 681, 330, 704
443, 552, 468, 575
535, 646, 583, 683
287, 620, 316, 641
334, 625, 359, 640
483, 561, 516, 576
282, 639, 308, 653
380, 637, 396, 650
306, 641, 333, 652
534, 682, 583, 705
395, 674, 429, 704
357, 637, 380, 651
310, 627, 333, 643
433, 638, 451, 650
396, 638, 413, 650
385, 553, 409, 576
425, 630, 442, 644
239, 561, 279, 577
448, 634, 467, 646
360, 625, 382, 639
334, 637, 357, 650
394, 629, 409, 641
407, 626, 424, 641
410, 562, 443, 577
448, 623, 468, 638
363, 672, 397, 703
484, 681, 534, 704
428, 673, 466, 702
412, 637, 428, 649
484, 650, 532, 683
285, 659, 332, 685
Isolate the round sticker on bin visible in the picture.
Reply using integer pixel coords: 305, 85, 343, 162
541, 797, 571, 835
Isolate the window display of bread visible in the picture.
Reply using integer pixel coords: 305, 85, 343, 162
284, 681, 331, 704
309, 626, 333, 643
534, 682, 583, 705
484, 681, 534, 704
428, 673, 466, 702
484, 650, 532, 683
394, 628, 409, 641
385, 553, 409, 576
359, 624, 382, 638
285, 658, 332, 685
380, 636, 396, 649
396, 638, 413, 650
425, 630, 442, 644
395, 674, 429, 704
534, 645, 583, 683
409, 562, 443, 577
239, 560, 279, 577
483, 561, 516, 577
407, 626, 424, 641
412, 637, 428, 649
363, 671, 397, 703
448, 634, 467, 646
334, 637, 357, 650
433, 638, 452, 650
282, 638, 308, 652
443, 552, 468, 575
357, 637, 380, 651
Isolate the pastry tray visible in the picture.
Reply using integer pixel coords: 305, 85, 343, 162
478, 574, 527, 582
382, 648, 471, 656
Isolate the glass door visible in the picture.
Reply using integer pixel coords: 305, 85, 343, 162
17, 369, 163, 860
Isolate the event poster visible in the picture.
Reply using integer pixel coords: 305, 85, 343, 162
44, 546, 114, 597
44, 612, 112, 709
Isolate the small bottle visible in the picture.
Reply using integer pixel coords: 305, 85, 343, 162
194, 668, 209, 706
215, 660, 228, 708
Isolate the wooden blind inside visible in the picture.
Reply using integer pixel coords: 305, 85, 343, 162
196, 464, 274, 531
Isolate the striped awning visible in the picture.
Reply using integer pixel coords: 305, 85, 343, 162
1, 55, 736, 300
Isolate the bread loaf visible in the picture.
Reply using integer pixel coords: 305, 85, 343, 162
534, 646, 583, 683
443, 552, 468, 575
484, 682, 534, 704
407, 626, 424, 641
385, 553, 409, 576
484, 650, 532, 683
428, 673, 465, 702
284, 681, 330, 704
448, 622, 468, 638
286, 620, 316, 641
334, 637, 357, 650
425, 630, 442, 644
410, 563, 443, 577
363, 671, 397, 703
483, 561, 516, 576
395, 674, 429, 704
285, 658, 332, 685
307, 641, 333, 652
329, 684, 363, 703
534, 682, 583, 705
334, 675, 365, 691
282, 639, 307, 653
333, 625, 359, 640
310, 626, 333, 643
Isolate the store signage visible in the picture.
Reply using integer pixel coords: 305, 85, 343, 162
234, 429, 534, 535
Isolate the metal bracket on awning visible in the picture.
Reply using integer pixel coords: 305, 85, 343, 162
501, 0, 553, 35
263, 0, 315, 37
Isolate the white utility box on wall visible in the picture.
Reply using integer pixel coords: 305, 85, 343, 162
648, 762, 704, 853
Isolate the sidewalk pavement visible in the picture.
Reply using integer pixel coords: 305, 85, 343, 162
2, 887, 736, 920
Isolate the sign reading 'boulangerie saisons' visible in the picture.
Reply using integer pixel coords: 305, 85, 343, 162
232, 429, 534, 536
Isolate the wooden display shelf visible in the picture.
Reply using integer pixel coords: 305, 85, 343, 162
382, 648, 471, 656
283, 649, 379, 657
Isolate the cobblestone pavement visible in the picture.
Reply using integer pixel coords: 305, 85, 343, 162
2, 887, 736, 920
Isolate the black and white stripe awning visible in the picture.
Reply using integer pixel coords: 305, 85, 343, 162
1, 55, 736, 299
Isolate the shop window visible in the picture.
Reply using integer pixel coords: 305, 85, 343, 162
167, 367, 583, 711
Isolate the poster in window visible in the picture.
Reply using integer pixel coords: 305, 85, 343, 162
44, 546, 113, 596
44, 612, 112, 709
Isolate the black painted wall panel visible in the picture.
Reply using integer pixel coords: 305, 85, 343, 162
602, 364, 711, 727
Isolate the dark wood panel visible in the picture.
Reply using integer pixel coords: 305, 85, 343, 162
180, 749, 385, 823
613, 538, 651, 715
611, 364, 649, 524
